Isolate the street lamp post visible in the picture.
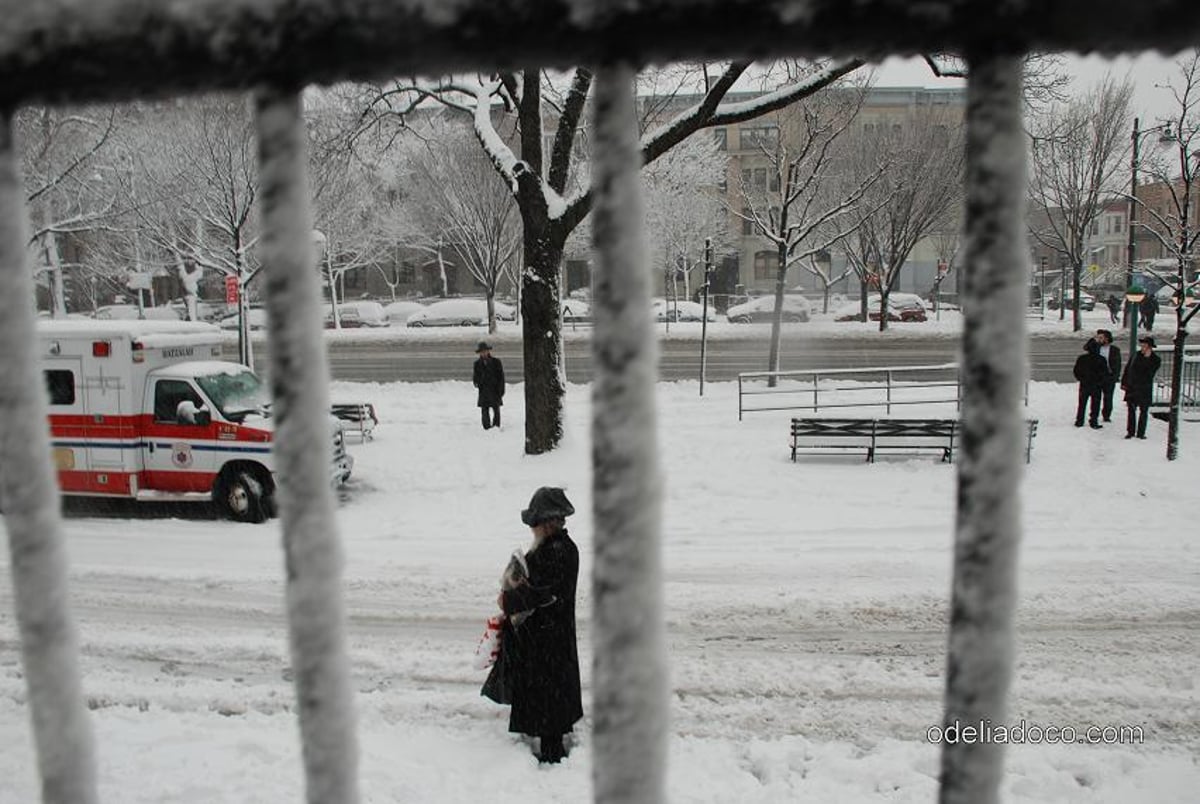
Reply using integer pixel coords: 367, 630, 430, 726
1125, 285, 1146, 367
1126, 117, 1174, 344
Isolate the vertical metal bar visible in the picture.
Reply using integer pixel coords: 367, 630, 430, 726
939, 54, 1028, 804
886, 370, 893, 414
700, 237, 712, 396
590, 64, 668, 804
253, 87, 359, 804
0, 111, 98, 804
738, 374, 743, 420
813, 373, 820, 412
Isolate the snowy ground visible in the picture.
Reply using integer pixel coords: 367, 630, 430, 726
2, 378, 1198, 802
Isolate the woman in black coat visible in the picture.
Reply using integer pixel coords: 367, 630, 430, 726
1121, 335, 1163, 439
486, 487, 583, 764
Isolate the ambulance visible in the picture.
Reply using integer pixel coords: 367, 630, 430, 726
37, 319, 353, 522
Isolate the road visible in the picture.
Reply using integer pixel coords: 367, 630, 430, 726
232, 333, 1089, 384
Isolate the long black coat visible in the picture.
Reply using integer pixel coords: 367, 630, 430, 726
1121, 351, 1163, 406
495, 529, 583, 737
1085, 337, 1122, 383
473, 355, 505, 407
1073, 349, 1108, 391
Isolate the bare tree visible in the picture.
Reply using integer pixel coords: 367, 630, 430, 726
1028, 75, 1133, 332
355, 59, 865, 453
731, 88, 881, 382
398, 121, 521, 333
1132, 50, 1200, 460
837, 107, 966, 331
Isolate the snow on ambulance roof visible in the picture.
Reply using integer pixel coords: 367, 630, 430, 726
37, 319, 221, 339
158, 360, 252, 379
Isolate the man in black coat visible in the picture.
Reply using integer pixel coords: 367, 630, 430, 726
490, 487, 583, 764
1140, 294, 1159, 330
1073, 340, 1108, 429
472, 341, 505, 430
1085, 329, 1122, 422
1121, 335, 1163, 439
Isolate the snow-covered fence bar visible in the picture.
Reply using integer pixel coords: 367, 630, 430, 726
0, 115, 99, 803
590, 66, 668, 803
938, 56, 1029, 804
2, 1, 1200, 107
253, 87, 360, 803
1152, 345, 1200, 411
738, 363, 962, 419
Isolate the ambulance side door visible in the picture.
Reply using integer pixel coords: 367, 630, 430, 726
142, 378, 215, 493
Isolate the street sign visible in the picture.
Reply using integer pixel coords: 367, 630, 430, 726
1089, 263, 1100, 274
126, 271, 152, 290
224, 275, 239, 304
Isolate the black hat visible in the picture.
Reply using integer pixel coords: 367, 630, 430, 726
1139, 335, 1156, 348
521, 487, 575, 526
475, 341, 493, 353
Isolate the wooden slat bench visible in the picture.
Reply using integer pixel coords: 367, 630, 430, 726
790, 418, 1038, 464
331, 402, 378, 442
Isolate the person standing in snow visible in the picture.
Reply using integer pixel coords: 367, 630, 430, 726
1085, 329, 1121, 423
1140, 294, 1159, 330
1073, 339, 1108, 429
1105, 295, 1121, 324
472, 341, 505, 430
1121, 335, 1163, 440
486, 487, 583, 764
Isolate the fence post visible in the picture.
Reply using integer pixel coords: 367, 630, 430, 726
938, 53, 1027, 804
886, 370, 893, 414
813, 373, 820, 412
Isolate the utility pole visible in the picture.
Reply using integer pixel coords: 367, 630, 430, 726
699, 238, 712, 396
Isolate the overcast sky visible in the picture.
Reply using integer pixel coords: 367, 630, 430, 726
874, 51, 1194, 122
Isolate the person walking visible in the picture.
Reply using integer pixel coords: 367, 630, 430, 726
1105, 295, 1121, 324
472, 341, 505, 430
1073, 340, 1108, 429
1085, 329, 1122, 423
1121, 335, 1163, 440
485, 487, 583, 764
1140, 294, 1159, 330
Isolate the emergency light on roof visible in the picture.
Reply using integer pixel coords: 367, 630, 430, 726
92, 341, 111, 358
131, 340, 144, 363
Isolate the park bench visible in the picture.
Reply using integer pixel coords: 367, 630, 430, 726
790, 418, 1038, 464
331, 402, 378, 442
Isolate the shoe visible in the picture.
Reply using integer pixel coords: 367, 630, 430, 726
1089, 423, 1102, 429
1103, 417, 1112, 423
1124, 434, 1134, 439
1074, 422, 1084, 428
1137, 435, 1147, 440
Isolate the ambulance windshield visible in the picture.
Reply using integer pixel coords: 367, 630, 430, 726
195, 369, 269, 423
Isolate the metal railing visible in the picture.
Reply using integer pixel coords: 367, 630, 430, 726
1152, 344, 1200, 412
737, 363, 1030, 419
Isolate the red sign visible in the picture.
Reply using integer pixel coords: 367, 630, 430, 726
224, 275, 239, 304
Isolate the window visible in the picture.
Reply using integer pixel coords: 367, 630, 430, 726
753, 167, 768, 192
768, 170, 780, 192
713, 128, 727, 151
153, 379, 204, 423
741, 208, 755, 236
44, 370, 75, 406
1091, 220, 1100, 235
739, 125, 778, 150
1114, 216, 1123, 233
753, 250, 778, 280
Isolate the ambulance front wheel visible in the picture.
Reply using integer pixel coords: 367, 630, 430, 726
217, 468, 271, 523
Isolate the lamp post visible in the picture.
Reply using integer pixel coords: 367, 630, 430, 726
1125, 285, 1146, 363
1126, 117, 1174, 330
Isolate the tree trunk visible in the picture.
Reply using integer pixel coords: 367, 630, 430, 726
1072, 262, 1082, 332
766, 241, 788, 388
1166, 324, 1188, 460
0, 110, 99, 804
253, 87, 360, 804
878, 285, 890, 333
486, 291, 496, 335
590, 64, 667, 804
939, 55, 1027, 804
521, 214, 566, 455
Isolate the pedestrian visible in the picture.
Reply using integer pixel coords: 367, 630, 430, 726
473, 341, 505, 430
483, 487, 583, 764
1121, 335, 1163, 440
1073, 340, 1108, 429
1105, 295, 1121, 324
1085, 329, 1122, 423
1140, 294, 1159, 330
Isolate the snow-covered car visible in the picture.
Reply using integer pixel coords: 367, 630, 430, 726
833, 293, 928, 322
726, 294, 812, 323
216, 308, 270, 331
651, 299, 717, 323
95, 304, 181, 321
1047, 290, 1096, 311
406, 298, 513, 327
383, 300, 426, 326
325, 301, 388, 328
561, 299, 591, 321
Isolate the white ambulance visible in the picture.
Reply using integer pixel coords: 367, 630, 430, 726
37, 319, 353, 522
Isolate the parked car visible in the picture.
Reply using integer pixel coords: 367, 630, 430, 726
383, 300, 426, 325
1046, 290, 1096, 311
406, 298, 514, 327
833, 293, 928, 322
651, 298, 717, 323
561, 299, 591, 321
726, 294, 812, 323
216, 308, 270, 331
325, 300, 388, 328
94, 304, 182, 321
